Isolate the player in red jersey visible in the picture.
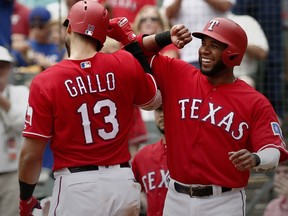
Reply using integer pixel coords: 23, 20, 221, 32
132, 105, 168, 216
18, 1, 161, 216
108, 17, 288, 216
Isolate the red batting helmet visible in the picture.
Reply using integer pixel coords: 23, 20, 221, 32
63, 0, 109, 46
192, 17, 247, 67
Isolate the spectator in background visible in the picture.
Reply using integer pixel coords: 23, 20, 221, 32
263, 161, 288, 216
227, 12, 269, 88
161, 0, 235, 67
0, 46, 29, 216
14, 6, 66, 72
103, 0, 158, 23
11, 0, 31, 55
133, 5, 180, 59
132, 105, 168, 216
0, 0, 14, 49
232, 0, 285, 119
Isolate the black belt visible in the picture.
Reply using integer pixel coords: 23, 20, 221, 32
68, 162, 130, 173
174, 182, 232, 197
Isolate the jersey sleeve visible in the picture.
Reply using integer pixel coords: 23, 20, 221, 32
250, 99, 288, 162
23, 77, 53, 140
130, 55, 161, 110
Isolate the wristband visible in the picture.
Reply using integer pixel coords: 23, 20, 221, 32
19, 180, 37, 200
155, 31, 172, 49
252, 153, 261, 167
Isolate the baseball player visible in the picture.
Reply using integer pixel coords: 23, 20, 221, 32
18, 1, 161, 216
132, 105, 169, 216
108, 17, 288, 216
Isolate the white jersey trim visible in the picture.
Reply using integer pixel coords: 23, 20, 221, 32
23, 131, 52, 139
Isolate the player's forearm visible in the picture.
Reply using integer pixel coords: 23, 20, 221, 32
19, 151, 43, 184
18, 139, 44, 185
140, 31, 172, 54
165, 0, 182, 19
253, 148, 280, 171
246, 45, 268, 60
205, 0, 233, 12
18, 155, 42, 200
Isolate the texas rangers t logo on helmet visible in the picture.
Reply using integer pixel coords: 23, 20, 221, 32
208, 20, 220, 31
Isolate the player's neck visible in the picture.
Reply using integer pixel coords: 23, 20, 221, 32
207, 70, 236, 86
69, 42, 97, 60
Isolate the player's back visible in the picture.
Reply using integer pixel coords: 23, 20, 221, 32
25, 50, 157, 170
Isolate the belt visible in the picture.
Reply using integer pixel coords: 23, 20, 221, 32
174, 182, 232, 197
68, 162, 130, 173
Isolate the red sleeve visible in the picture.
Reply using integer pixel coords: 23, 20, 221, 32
136, 34, 159, 57
23, 78, 53, 140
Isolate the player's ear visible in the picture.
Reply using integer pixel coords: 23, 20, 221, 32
67, 25, 72, 34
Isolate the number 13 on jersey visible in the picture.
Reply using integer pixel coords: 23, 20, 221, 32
77, 99, 119, 144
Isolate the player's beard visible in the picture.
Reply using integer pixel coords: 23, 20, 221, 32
156, 125, 165, 135
199, 56, 227, 77
65, 37, 71, 58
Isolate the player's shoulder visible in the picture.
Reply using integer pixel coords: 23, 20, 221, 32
110, 49, 136, 61
236, 80, 272, 105
33, 60, 68, 79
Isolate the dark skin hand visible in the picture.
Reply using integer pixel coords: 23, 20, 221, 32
229, 149, 257, 171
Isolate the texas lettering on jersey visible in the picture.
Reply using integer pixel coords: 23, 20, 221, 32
178, 98, 249, 141
141, 169, 169, 192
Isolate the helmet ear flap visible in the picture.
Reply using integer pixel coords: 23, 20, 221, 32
222, 48, 240, 67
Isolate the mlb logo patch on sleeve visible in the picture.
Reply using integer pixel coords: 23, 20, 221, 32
80, 61, 91, 69
271, 122, 285, 143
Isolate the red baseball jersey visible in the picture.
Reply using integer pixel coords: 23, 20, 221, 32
128, 107, 148, 146
132, 139, 168, 216
23, 50, 158, 171
149, 55, 288, 188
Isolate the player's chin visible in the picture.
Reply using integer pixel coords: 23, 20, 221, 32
200, 67, 212, 76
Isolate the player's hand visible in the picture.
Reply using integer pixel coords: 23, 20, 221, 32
107, 17, 137, 46
228, 149, 256, 171
170, 24, 192, 49
19, 196, 42, 216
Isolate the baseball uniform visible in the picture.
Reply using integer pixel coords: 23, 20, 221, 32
132, 139, 169, 215
23, 50, 159, 215
148, 54, 288, 215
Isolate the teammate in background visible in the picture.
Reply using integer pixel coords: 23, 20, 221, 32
108, 17, 288, 215
0, 46, 29, 216
18, 1, 161, 216
263, 161, 288, 216
132, 105, 169, 216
